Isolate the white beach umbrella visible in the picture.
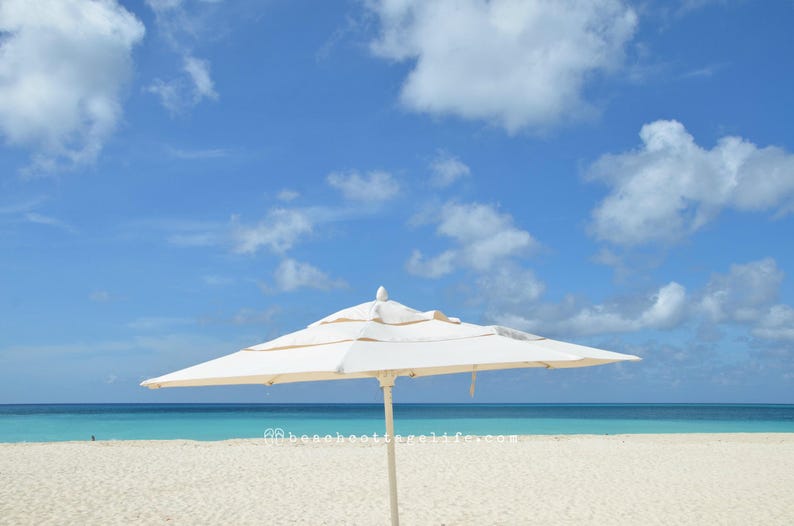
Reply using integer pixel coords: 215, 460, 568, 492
141, 286, 640, 525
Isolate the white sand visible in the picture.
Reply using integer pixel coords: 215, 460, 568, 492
1, 434, 793, 525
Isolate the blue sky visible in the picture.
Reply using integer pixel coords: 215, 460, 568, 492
1, 0, 793, 404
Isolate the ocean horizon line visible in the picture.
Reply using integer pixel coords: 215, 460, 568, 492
0, 402, 794, 408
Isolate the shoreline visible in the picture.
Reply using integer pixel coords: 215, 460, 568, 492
2, 433, 793, 524
1, 430, 794, 446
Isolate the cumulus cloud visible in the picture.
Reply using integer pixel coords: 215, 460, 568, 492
145, 0, 219, 113
696, 259, 794, 345
753, 305, 794, 342
429, 152, 470, 188
272, 259, 346, 292
368, 0, 636, 132
487, 258, 794, 343
494, 281, 688, 336
696, 258, 783, 324
588, 120, 794, 246
230, 209, 313, 255
407, 202, 537, 277
327, 170, 400, 202
0, 0, 145, 172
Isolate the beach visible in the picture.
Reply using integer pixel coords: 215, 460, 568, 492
1, 434, 792, 525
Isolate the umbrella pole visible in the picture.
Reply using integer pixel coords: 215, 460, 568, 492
379, 373, 399, 526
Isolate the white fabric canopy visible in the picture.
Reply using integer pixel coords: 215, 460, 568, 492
141, 289, 638, 389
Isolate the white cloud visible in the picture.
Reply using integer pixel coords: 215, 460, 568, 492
166, 146, 229, 159
183, 55, 216, 99
146, 80, 181, 113
429, 152, 470, 188
0, 0, 145, 172
753, 305, 794, 342
228, 307, 278, 326
150, 211, 312, 254
273, 259, 346, 292
230, 209, 313, 255
277, 189, 300, 202
146, 197, 387, 257
161, 219, 224, 247
696, 259, 794, 344
697, 258, 783, 323
408, 202, 537, 278
23, 212, 77, 233
145, 1, 219, 113
327, 170, 400, 202
0, 197, 46, 215
637, 282, 689, 329
680, 63, 724, 80
202, 274, 233, 286
147, 54, 218, 113
146, 0, 184, 10
485, 258, 794, 343
406, 249, 456, 278
589, 120, 794, 246
493, 281, 687, 336
476, 265, 545, 305
591, 247, 623, 267
368, 0, 636, 132
676, 0, 727, 15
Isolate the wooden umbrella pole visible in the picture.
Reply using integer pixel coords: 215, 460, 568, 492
380, 373, 400, 526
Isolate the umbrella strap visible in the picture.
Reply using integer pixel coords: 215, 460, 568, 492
469, 365, 477, 398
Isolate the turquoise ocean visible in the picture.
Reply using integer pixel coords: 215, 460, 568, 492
1, 404, 793, 443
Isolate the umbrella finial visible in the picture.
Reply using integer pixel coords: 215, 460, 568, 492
376, 286, 389, 302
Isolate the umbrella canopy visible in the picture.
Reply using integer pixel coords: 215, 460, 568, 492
141, 286, 640, 525
141, 286, 637, 389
